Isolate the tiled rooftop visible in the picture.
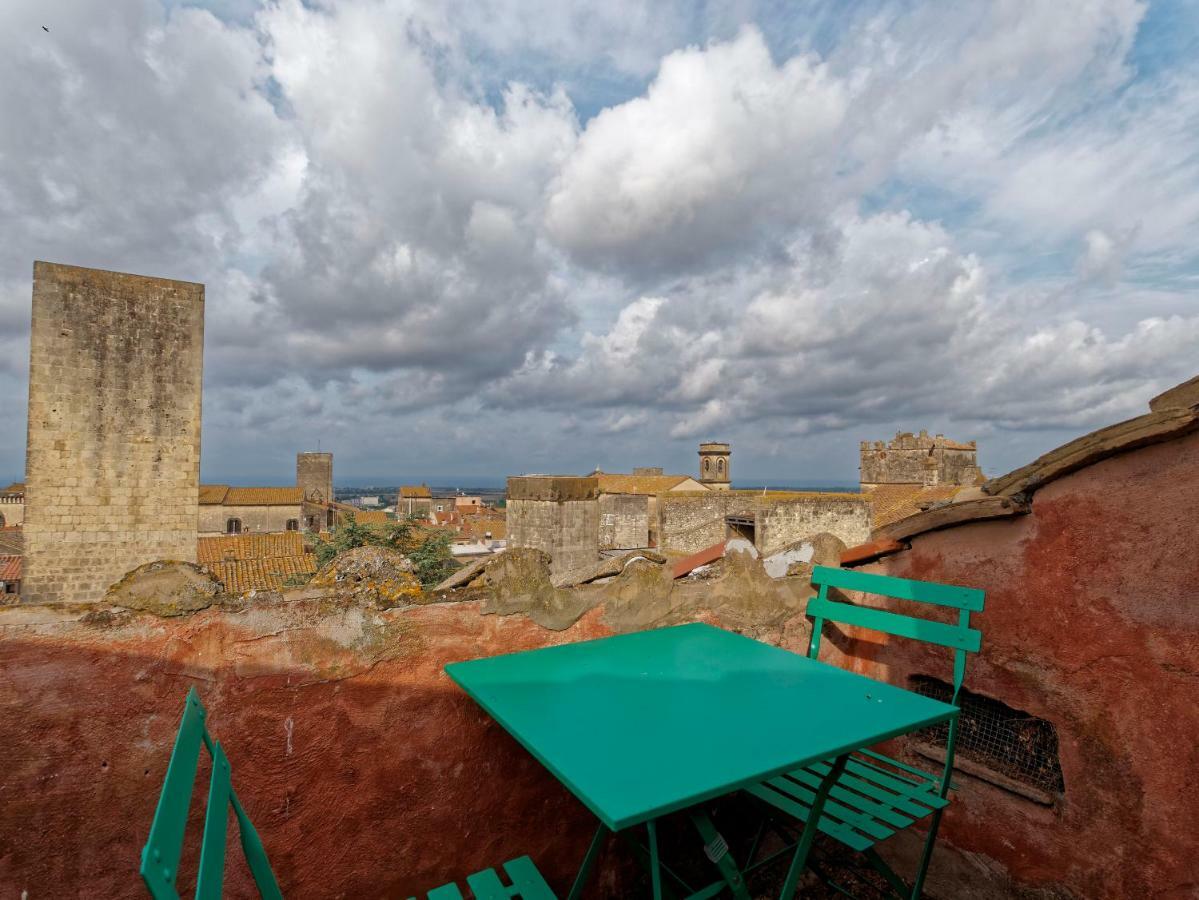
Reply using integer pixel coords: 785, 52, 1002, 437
0, 555, 21, 582
200, 485, 305, 506
866, 483, 961, 529
595, 473, 694, 494
197, 532, 307, 564
210, 555, 318, 593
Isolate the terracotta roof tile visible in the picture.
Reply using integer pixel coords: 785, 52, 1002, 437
1, 482, 24, 496
0, 555, 21, 582
399, 485, 431, 498
0, 529, 24, 556
596, 473, 698, 495
866, 484, 961, 530
351, 510, 390, 524
198, 485, 230, 504
197, 532, 306, 564
209, 555, 317, 593
222, 487, 304, 506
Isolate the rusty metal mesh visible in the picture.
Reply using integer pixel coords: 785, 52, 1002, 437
910, 675, 1065, 795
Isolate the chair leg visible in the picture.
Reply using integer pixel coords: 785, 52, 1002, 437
567, 823, 608, 900
909, 808, 944, 900
778, 753, 848, 900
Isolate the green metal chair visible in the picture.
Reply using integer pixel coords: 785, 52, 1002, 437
745, 565, 984, 899
142, 687, 557, 899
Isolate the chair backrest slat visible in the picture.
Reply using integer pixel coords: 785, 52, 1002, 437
196, 741, 231, 900
812, 565, 983, 611
806, 566, 985, 699
141, 688, 282, 900
807, 594, 981, 652
141, 689, 206, 899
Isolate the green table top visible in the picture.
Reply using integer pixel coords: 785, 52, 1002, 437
445, 622, 957, 831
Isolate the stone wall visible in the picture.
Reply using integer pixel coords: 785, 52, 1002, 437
756, 494, 870, 555
597, 493, 649, 550
198, 503, 304, 536
657, 492, 870, 555
296, 452, 333, 503
22, 262, 203, 603
656, 493, 729, 554
846, 428, 1199, 900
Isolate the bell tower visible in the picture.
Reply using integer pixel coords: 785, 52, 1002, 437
698, 442, 731, 491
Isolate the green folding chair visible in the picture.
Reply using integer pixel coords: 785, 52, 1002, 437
744, 565, 984, 899
141, 687, 557, 899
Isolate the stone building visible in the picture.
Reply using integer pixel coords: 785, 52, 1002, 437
860, 430, 983, 489
0, 483, 23, 527
22, 262, 204, 604
397, 485, 433, 520
198, 486, 307, 536
199, 452, 339, 536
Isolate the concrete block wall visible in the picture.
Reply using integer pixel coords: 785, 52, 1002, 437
22, 262, 204, 603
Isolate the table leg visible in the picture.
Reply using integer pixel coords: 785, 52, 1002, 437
689, 811, 751, 900
648, 821, 663, 900
567, 823, 608, 900
778, 752, 848, 900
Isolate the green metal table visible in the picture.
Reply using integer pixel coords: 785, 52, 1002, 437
445, 622, 958, 899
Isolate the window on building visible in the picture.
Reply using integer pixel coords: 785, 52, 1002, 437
909, 675, 1064, 803
305, 516, 316, 530
704, 458, 711, 473
717, 458, 725, 475
0, 513, 5, 527
326, 509, 335, 528
226, 518, 242, 535
286, 519, 299, 532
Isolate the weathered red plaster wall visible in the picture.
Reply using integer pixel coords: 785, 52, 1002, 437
855, 430, 1199, 899
0, 600, 633, 898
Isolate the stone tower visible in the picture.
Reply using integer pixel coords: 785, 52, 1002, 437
859, 431, 983, 489
698, 442, 731, 490
22, 262, 204, 604
297, 451, 333, 503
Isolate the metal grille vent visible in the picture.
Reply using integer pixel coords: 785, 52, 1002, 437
910, 675, 1065, 796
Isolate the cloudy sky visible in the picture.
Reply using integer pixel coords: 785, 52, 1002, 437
1, 0, 1197, 486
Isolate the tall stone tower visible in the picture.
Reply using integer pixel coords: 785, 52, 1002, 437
297, 451, 333, 503
698, 442, 731, 490
23, 262, 204, 604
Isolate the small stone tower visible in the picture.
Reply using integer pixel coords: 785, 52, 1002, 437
698, 442, 731, 491
297, 451, 333, 503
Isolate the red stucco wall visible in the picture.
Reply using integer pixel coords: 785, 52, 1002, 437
856, 429, 1199, 899
0, 602, 632, 898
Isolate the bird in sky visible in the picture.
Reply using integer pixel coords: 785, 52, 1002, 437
42, 25, 49, 32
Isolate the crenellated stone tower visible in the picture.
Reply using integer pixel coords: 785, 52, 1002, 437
859, 431, 983, 489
